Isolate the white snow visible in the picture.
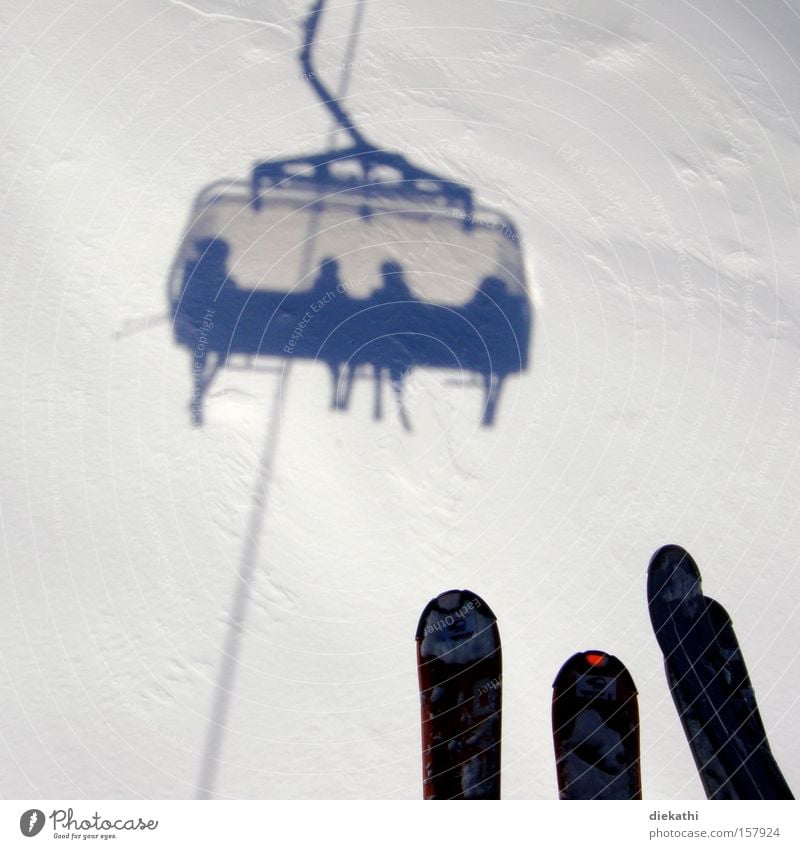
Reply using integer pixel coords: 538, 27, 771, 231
2, 0, 799, 799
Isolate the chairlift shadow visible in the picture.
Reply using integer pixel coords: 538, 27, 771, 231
169, 2, 532, 430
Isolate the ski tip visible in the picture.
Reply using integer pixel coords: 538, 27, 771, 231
552, 649, 637, 693
553, 649, 606, 681
647, 544, 701, 589
646, 545, 705, 636
649, 543, 693, 569
415, 588, 496, 640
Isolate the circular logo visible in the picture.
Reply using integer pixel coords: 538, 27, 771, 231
19, 809, 46, 837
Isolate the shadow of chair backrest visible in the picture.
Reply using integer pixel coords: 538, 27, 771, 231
169, 161, 531, 427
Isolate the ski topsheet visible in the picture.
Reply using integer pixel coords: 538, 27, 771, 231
552, 650, 642, 799
415, 590, 502, 799
647, 544, 793, 799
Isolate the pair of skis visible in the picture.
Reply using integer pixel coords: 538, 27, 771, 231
415, 590, 640, 799
417, 557, 793, 799
647, 544, 793, 799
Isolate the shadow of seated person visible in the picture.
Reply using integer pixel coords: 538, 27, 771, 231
376, 260, 413, 303
177, 238, 240, 424
462, 275, 529, 425
183, 238, 238, 308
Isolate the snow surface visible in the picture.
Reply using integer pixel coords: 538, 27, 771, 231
2, 0, 800, 799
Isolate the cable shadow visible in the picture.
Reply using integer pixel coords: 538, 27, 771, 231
194, 368, 288, 799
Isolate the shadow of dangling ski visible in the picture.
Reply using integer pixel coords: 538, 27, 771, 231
647, 544, 794, 800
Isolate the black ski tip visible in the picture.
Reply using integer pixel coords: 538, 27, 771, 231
648, 543, 695, 572
415, 589, 496, 640
552, 650, 636, 693
647, 543, 702, 594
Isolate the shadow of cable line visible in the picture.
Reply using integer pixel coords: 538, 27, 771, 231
194, 367, 289, 799
192, 0, 372, 800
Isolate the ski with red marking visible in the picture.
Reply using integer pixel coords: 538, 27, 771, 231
552, 650, 642, 799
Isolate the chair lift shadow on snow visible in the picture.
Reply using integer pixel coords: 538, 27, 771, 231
169, 0, 533, 800
168, 2, 532, 431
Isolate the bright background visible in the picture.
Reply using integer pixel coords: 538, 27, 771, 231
1, 0, 799, 798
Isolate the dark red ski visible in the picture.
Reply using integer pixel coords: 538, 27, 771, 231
416, 589, 502, 799
552, 650, 642, 799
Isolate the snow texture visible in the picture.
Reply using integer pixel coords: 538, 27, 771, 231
2, 0, 800, 798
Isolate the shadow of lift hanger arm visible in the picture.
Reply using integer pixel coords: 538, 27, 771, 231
252, 0, 473, 219
301, 0, 371, 151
